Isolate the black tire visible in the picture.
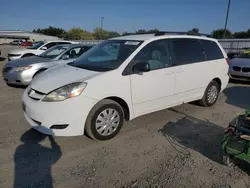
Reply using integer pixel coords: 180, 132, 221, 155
199, 80, 220, 107
85, 99, 124, 141
21, 54, 34, 58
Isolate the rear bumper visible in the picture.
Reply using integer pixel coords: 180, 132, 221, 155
22, 88, 98, 136
221, 75, 229, 91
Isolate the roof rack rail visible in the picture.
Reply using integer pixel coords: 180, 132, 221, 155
122, 31, 211, 37
154, 31, 211, 37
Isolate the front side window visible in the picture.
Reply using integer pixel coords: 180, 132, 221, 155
68, 40, 143, 72
27, 41, 45, 49
62, 46, 90, 59
39, 45, 68, 59
170, 38, 205, 65
132, 39, 170, 70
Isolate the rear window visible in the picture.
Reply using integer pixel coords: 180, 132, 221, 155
200, 40, 224, 60
170, 38, 204, 65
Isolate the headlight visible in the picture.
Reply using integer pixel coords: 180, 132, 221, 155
11, 66, 32, 72
42, 82, 87, 102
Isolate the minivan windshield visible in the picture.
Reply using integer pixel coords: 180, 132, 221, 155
39, 45, 69, 59
27, 41, 45, 49
68, 40, 143, 72
237, 51, 250, 59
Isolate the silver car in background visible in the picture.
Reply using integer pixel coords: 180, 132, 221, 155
2, 44, 95, 86
228, 50, 250, 81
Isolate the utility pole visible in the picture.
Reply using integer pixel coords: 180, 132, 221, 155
223, 0, 231, 38
101, 17, 104, 40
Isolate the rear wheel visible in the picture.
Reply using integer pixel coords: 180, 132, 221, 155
85, 99, 124, 141
199, 80, 220, 107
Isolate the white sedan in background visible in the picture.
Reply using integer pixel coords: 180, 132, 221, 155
3, 44, 94, 86
8, 40, 79, 61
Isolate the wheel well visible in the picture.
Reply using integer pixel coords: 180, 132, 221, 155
212, 78, 222, 91
105, 97, 130, 121
22, 53, 35, 57
33, 69, 47, 78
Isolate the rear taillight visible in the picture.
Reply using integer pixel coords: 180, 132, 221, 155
226, 58, 230, 65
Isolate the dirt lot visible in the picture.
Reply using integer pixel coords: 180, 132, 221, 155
0, 45, 250, 188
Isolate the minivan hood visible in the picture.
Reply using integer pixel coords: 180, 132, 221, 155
9, 48, 35, 55
230, 58, 250, 67
30, 64, 102, 93
6, 56, 51, 67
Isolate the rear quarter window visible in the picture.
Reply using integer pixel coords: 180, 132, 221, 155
200, 39, 224, 61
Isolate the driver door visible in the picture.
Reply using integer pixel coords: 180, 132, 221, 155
130, 39, 176, 116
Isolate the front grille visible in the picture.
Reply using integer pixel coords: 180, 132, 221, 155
233, 66, 241, 72
242, 67, 250, 72
3, 67, 12, 73
231, 75, 250, 80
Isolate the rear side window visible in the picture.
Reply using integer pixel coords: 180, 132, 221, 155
170, 38, 204, 66
200, 40, 224, 60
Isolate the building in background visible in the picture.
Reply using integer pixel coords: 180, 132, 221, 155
0, 30, 59, 44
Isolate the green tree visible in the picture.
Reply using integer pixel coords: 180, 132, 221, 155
234, 31, 248, 38
211, 29, 232, 39
147, 29, 159, 33
122, 32, 130, 36
65, 27, 93, 40
188, 28, 199, 34
92, 27, 109, 40
136, 29, 147, 34
107, 31, 121, 39
33, 26, 66, 38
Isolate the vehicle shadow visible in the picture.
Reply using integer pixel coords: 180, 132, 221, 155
0, 57, 6, 61
6, 83, 27, 89
14, 129, 62, 188
158, 109, 250, 174
223, 85, 250, 110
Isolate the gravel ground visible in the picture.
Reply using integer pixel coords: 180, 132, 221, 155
0, 45, 250, 188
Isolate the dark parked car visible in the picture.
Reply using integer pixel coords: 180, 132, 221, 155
227, 52, 240, 59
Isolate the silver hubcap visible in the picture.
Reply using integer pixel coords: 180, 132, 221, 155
207, 85, 218, 104
95, 108, 120, 136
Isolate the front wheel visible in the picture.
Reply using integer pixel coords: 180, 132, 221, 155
199, 80, 220, 107
85, 99, 124, 141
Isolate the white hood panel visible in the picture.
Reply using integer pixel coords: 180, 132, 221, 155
30, 65, 102, 93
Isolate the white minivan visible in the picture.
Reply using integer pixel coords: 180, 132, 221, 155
22, 33, 229, 140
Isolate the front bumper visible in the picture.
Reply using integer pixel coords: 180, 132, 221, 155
22, 88, 98, 136
2, 70, 33, 86
8, 55, 22, 61
229, 71, 250, 81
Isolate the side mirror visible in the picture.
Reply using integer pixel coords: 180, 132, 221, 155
133, 62, 150, 73
61, 54, 69, 60
41, 46, 47, 50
